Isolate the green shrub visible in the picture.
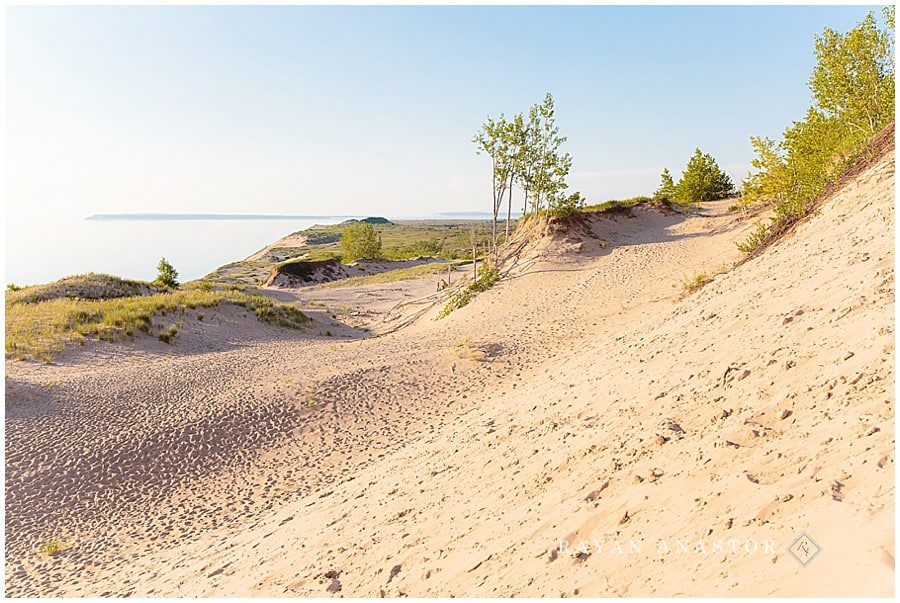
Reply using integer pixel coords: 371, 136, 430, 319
549, 191, 586, 217
736, 221, 771, 253
38, 539, 70, 557
673, 149, 734, 206
340, 222, 383, 262
157, 324, 179, 343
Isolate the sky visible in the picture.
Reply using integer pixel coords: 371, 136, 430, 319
6, 4, 885, 222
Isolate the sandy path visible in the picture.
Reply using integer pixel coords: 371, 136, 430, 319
4, 149, 893, 596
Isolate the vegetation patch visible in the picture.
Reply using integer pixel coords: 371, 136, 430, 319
37, 539, 71, 557
680, 272, 714, 296
737, 9, 894, 254
6, 289, 310, 361
582, 196, 651, 214
318, 261, 460, 289
7, 273, 162, 305
437, 268, 500, 319
736, 221, 770, 254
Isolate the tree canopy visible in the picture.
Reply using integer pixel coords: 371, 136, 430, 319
155, 257, 179, 289
340, 222, 383, 262
473, 92, 580, 258
741, 9, 894, 232
673, 149, 734, 205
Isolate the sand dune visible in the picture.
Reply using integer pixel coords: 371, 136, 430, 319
4, 143, 894, 596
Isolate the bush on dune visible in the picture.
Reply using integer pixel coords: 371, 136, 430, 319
738, 8, 894, 252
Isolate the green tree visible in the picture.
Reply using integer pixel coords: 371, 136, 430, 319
741, 10, 894, 236
674, 149, 734, 206
340, 222, 383, 262
530, 93, 573, 215
474, 113, 515, 255
654, 168, 676, 201
810, 11, 894, 137
155, 257, 179, 289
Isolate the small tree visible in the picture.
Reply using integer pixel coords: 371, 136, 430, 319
155, 257, 179, 289
340, 222, 383, 262
654, 168, 676, 201
810, 11, 894, 137
549, 191, 585, 217
674, 149, 734, 206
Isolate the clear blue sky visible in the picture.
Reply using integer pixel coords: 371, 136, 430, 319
6, 5, 884, 220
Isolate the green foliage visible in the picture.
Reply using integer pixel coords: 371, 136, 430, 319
740, 11, 894, 252
810, 11, 894, 137
340, 222, 383, 262
654, 168, 676, 201
383, 238, 443, 260
474, 92, 575, 249
582, 196, 652, 213
437, 268, 500, 319
38, 540, 70, 557
673, 149, 734, 205
549, 191, 586, 217
155, 257, 179, 289
736, 221, 770, 253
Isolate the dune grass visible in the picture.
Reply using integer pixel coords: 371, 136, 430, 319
680, 272, 713, 296
6, 289, 310, 361
6, 273, 163, 305
437, 267, 500, 319
317, 261, 462, 289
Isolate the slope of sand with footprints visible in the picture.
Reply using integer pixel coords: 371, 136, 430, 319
4, 137, 894, 596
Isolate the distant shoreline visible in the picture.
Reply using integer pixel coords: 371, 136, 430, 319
84, 212, 513, 221
85, 213, 359, 221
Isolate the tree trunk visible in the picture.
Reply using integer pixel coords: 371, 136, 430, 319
506, 172, 513, 239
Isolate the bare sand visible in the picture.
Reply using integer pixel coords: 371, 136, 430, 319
4, 146, 894, 596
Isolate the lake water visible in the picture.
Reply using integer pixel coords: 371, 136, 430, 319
5, 217, 342, 287
5, 212, 501, 287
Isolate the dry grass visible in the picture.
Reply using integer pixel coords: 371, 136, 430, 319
6, 289, 310, 361
680, 272, 714, 297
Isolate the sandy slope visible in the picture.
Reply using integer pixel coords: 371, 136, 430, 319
4, 144, 894, 596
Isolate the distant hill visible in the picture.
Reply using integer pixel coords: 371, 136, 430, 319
341, 217, 393, 225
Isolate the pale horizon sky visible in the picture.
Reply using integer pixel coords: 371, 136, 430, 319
6, 4, 884, 223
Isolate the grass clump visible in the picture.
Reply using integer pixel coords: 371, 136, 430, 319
6, 289, 310, 361
157, 323, 179, 343
680, 272, 713, 296
437, 267, 500, 319
37, 539, 71, 557
736, 221, 770, 253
